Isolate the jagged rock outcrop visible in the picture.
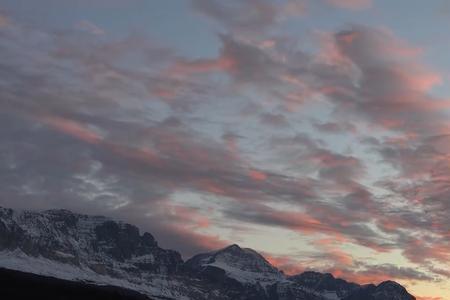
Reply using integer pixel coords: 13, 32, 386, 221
289, 271, 359, 298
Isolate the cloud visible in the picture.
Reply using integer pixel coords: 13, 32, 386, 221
326, 0, 372, 10
310, 28, 450, 266
40, 115, 103, 144
313, 121, 357, 134
270, 133, 366, 184
170, 34, 283, 86
0, 13, 9, 28
75, 20, 105, 35
259, 112, 290, 128
329, 263, 436, 284
192, 0, 277, 34
279, 1, 307, 17
263, 253, 305, 275
329, 26, 444, 135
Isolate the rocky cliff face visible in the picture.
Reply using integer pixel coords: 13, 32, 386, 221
0, 207, 182, 277
0, 206, 416, 300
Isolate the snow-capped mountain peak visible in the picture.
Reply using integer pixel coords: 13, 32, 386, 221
213, 244, 281, 274
185, 244, 284, 286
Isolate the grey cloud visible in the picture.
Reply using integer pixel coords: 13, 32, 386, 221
192, 0, 277, 34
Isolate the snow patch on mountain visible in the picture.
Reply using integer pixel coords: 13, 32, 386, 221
186, 244, 284, 286
0, 248, 191, 300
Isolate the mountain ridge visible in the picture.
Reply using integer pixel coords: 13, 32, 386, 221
0, 206, 416, 300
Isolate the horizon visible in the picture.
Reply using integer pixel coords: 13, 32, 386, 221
1, 0, 450, 299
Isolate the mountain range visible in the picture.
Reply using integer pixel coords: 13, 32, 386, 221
0, 206, 416, 300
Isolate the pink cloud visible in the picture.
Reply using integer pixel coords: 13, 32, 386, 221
40, 115, 103, 145
0, 13, 9, 28
327, 25, 446, 139
248, 169, 268, 181
263, 253, 304, 275
167, 56, 236, 77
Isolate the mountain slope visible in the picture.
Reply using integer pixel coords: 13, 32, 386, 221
0, 206, 416, 300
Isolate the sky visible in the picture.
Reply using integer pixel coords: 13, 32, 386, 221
1, 0, 450, 298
